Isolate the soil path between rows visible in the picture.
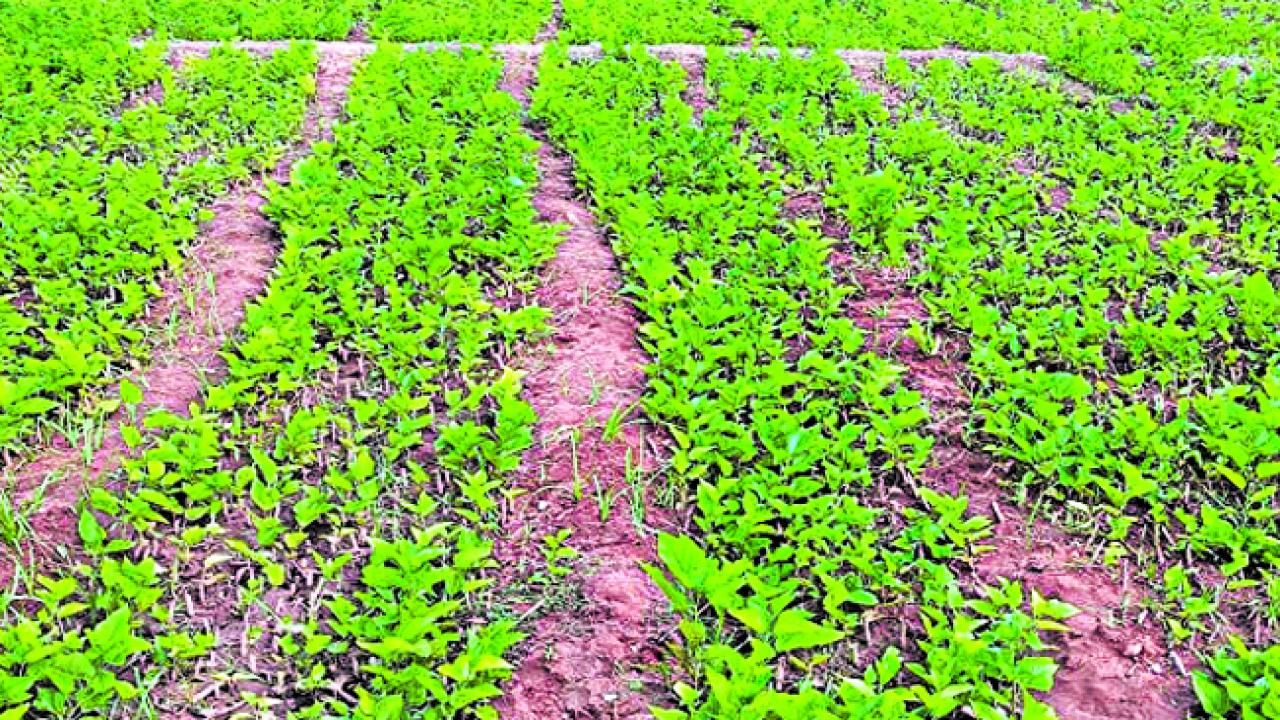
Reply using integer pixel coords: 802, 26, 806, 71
676, 55, 709, 123
534, 0, 563, 43
0, 45, 362, 589
494, 50, 680, 720
827, 64, 1196, 720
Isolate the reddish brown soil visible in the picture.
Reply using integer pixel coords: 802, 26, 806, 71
848, 64, 907, 114
844, 267, 970, 437
1011, 158, 1074, 214
781, 190, 824, 218
1011, 155, 1035, 176
956, 454, 1195, 720
899, 48, 1046, 71
168, 44, 211, 69
119, 80, 165, 112
0, 48, 358, 589
783, 190, 854, 246
1047, 184, 1072, 211
676, 57, 710, 122
345, 22, 370, 43
1062, 77, 1096, 102
535, 0, 563, 43
494, 52, 679, 720
499, 52, 538, 106
835, 258, 1195, 717
1206, 136, 1240, 161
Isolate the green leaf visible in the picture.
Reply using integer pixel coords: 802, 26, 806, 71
264, 561, 286, 586
773, 609, 845, 653
1015, 655, 1059, 692
119, 379, 143, 406
87, 607, 148, 665
1023, 694, 1059, 720
0, 704, 30, 720
1031, 590, 1078, 621
728, 605, 770, 635
78, 508, 106, 550
351, 449, 375, 480
876, 646, 903, 685
1193, 671, 1230, 716
657, 533, 716, 592
1258, 462, 1280, 480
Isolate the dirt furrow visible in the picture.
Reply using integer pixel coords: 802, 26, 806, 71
118, 79, 166, 112
0, 47, 360, 589
676, 55, 710, 123
535, 0, 563, 43
829, 68, 1196, 720
345, 21, 370, 43
494, 51, 678, 720
643, 48, 709, 124
144, 39, 1258, 73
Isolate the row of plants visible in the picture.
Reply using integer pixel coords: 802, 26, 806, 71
717, 0, 1278, 122
17, 0, 1278, 138
371, 0, 553, 42
1, 4, 1274, 715
144, 0, 370, 40
0, 1, 316, 456
704, 45, 1280, 720
532, 47, 1076, 718
717, 0, 1276, 58
0, 47, 561, 717
558, 0, 739, 45
555, 0, 1279, 169
528, 43, 1279, 718
147, 0, 553, 42
0, 1, 157, 159
736, 0, 1280, 167
721, 51, 1280, 716
46, 0, 554, 42
844, 57, 1280, 642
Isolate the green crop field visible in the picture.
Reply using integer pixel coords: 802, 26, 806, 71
1, 0, 1278, 718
